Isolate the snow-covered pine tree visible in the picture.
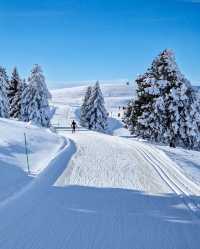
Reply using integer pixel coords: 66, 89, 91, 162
176, 84, 200, 149
129, 73, 161, 139
122, 100, 131, 124
86, 81, 108, 131
21, 78, 27, 90
126, 49, 200, 149
151, 50, 200, 148
123, 99, 135, 126
9, 67, 23, 119
0, 66, 9, 118
0, 66, 10, 97
21, 65, 51, 127
80, 86, 92, 127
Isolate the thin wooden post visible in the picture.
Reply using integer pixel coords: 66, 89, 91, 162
24, 132, 30, 174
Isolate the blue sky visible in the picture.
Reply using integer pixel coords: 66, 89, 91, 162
0, 0, 200, 88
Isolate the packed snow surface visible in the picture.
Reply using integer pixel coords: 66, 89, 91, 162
51, 83, 200, 186
0, 118, 64, 203
0, 83, 199, 248
56, 131, 171, 193
0, 124, 199, 249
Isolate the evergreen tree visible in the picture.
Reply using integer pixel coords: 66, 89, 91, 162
86, 81, 108, 131
9, 67, 22, 119
21, 65, 51, 127
126, 49, 200, 149
0, 66, 9, 118
0, 66, 10, 97
123, 99, 134, 126
21, 78, 27, 90
80, 86, 92, 127
129, 73, 160, 139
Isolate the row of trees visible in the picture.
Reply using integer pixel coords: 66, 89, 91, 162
124, 49, 200, 150
0, 65, 51, 127
80, 81, 108, 132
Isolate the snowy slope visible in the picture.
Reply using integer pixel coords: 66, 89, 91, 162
0, 126, 199, 249
50, 83, 134, 127
51, 83, 200, 187
51, 83, 200, 215
0, 83, 199, 248
0, 118, 64, 203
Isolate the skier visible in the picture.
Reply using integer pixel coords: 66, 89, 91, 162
71, 120, 77, 133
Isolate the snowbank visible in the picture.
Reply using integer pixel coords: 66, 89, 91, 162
0, 118, 64, 202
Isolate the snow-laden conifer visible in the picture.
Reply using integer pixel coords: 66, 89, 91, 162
86, 81, 107, 131
21, 65, 51, 127
0, 66, 9, 118
80, 86, 92, 127
9, 67, 22, 119
126, 49, 200, 149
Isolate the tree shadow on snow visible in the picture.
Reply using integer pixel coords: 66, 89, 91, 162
1, 183, 200, 249
0, 138, 200, 249
38, 185, 200, 249
0, 158, 33, 203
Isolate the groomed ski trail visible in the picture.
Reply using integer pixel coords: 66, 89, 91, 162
56, 130, 172, 193
0, 125, 199, 248
134, 142, 200, 217
57, 130, 200, 215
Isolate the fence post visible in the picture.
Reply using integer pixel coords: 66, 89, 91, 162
24, 132, 30, 174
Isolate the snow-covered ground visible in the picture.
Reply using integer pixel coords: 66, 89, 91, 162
51, 83, 200, 248
0, 83, 199, 248
50, 83, 133, 127
0, 118, 64, 203
51, 83, 200, 187
156, 145, 200, 186
56, 131, 171, 193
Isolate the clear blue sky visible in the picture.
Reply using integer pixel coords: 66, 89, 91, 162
0, 0, 200, 88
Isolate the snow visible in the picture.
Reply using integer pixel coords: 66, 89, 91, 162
21, 65, 51, 126
82, 81, 108, 131
0, 83, 199, 248
50, 82, 200, 189
0, 118, 64, 203
50, 83, 133, 126
56, 131, 171, 193
0, 67, 9, 118
156, 145, 200, 186
126, 49, 200, 150
0, 122, 199, 248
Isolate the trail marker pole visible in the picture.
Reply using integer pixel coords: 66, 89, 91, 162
24, 132, 30, 174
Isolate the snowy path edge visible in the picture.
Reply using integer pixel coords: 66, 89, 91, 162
0, 135, 76, 212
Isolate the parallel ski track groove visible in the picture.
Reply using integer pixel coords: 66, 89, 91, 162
134, 142, 200, 218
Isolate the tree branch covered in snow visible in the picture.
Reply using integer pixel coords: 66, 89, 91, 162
21, 64, 51, 127
124, 49, 200, 150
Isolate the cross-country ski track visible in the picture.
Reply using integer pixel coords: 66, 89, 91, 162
0, 122, 199, 249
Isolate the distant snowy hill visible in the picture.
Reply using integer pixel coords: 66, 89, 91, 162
51, 83, 134, 110
49, 79, 131, 89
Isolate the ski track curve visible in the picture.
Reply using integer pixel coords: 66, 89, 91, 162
0, 109, 200, 248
